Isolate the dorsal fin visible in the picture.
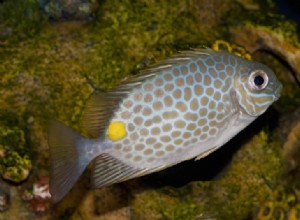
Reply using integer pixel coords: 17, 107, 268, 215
117, 48, 214, 85
81, 49, 213, 137
80, 91, 123, 138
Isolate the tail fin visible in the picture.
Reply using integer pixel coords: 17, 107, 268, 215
48, 120, 91, 203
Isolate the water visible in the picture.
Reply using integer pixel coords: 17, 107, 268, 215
276, 0, 300, 31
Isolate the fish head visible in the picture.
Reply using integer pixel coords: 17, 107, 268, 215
233, 60, 282, 117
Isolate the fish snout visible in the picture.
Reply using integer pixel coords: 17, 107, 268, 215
274, 83, 283, 100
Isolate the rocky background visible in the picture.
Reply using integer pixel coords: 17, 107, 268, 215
0, 0, 300, 219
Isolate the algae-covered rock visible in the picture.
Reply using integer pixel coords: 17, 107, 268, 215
253, 184, 300, 220
130, 182, 210, 220
39, 0, 99, 20
204, 129, 282, 219
0, 126, 32, 183
281, 110, 300, 172
1, 152, 32, 183
0, 0, 46, 38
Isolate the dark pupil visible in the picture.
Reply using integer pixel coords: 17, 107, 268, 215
254, 75, 264, 86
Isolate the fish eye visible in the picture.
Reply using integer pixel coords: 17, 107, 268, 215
249, 70, 269, 90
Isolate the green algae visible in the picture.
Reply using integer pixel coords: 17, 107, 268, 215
204, 130, 282, 219
0, 0, 46, 38
131, 186, 205, 220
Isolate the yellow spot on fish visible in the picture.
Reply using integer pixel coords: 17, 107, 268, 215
107, 121, 126, 141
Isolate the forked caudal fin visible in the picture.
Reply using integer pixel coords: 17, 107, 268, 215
48, 120, 94, 203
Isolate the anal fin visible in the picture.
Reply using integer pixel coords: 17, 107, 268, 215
91, 154, 147, 188
195, 146, 219, 161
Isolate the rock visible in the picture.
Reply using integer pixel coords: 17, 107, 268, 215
282, 110, 300, 174
231, 23, 300, 83
39, 0, 99, 20
253, 184, 299, 220
0, 126, 32, 183
0, 181, 10, 211
22, 176, 51, 214
1, 159, 32, 183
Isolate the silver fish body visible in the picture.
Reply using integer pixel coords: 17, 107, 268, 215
49, 49, 282, 202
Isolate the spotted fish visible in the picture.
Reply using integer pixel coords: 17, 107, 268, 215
49, 49, 282, 202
